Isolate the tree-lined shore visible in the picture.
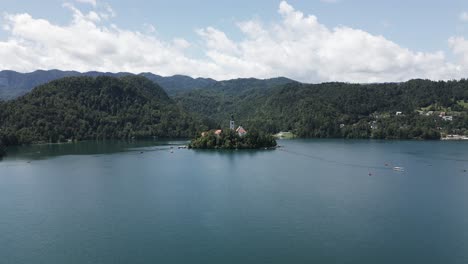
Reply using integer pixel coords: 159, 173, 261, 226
2, 75, 468, 155
189, 130, 277, 149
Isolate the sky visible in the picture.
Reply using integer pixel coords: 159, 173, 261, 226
1, 0, 468, 83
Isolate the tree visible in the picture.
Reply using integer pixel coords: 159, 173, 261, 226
0, 140, 6, 158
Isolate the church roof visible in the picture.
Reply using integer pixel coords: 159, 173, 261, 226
236, 126, 247, 134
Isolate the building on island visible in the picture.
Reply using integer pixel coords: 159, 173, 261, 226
230, 115, 235, 130
201, 129, 222, 137
200, 116, 247, 137
442, 116, 453, 121
236, 126, 247, 137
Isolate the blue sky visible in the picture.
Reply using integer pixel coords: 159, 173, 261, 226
1, 0, 468, 82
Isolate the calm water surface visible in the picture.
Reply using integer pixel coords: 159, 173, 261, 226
1, 139, 468, 264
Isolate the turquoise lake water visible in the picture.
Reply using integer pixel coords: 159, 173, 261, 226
1, 139, 468, 264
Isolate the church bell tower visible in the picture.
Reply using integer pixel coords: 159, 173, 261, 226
230, 115, 235, 130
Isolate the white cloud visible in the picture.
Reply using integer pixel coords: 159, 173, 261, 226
0, 1, 467, 82
460, 11, 468, 22
0, 4, 218, 77
75, 0, 97, 7
449, 37, 468, 66
196, 27, 239, 55
195, 1, 463, 82
172, 38, 191, 49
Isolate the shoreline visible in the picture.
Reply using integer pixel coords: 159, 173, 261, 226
4, 136, 468, 151
441, 135, 468, 140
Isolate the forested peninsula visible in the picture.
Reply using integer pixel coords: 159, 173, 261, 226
0, 75, 204, 146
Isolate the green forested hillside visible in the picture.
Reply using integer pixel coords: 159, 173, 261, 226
2, 75, 468, 151
0, 140, 5, 158
0, 75, 204, 145
176, 79, 468, 139
174, 77, 295, 125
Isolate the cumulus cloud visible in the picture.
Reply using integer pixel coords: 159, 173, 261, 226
0, 4, 218, 77
195, 1, 463, 82
449, 37, 468, 66
0, 1, 467, 82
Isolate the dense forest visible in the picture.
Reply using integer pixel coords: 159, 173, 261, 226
2, 75, 468, 155
0, 76, 205, 147
0, 140, 5, 158
189, 129, 277, 149
176, 79, 468, 140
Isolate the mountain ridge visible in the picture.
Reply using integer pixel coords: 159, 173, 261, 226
0, 69, 296, 100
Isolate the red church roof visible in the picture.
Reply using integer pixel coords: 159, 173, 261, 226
236, 126, 247, 135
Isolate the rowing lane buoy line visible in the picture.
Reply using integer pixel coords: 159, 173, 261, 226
277, 148, 401, 172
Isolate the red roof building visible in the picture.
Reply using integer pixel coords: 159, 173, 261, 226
236, 126, 247, 136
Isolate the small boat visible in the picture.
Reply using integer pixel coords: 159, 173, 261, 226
393, 167, 405, 172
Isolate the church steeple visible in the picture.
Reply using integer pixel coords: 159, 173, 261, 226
230, 115, 235, 130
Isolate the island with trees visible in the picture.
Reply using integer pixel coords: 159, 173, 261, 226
189, 130, 277, 150
189, 117, 277, 149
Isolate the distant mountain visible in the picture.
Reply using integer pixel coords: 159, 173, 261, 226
0, 70, 295, 100
0, 75, 203, 144
140, 73, 217, 95
200, 77, 295, 95
0, 70, 132, 100
0, 70, 77, 100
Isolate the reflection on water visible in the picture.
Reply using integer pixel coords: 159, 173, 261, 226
3, 139, 190, 161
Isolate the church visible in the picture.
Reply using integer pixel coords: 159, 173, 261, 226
230, 115, 247, 137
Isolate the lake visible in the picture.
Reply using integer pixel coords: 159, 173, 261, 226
1, 139, 468, 264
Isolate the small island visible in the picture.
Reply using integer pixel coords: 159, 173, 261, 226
189, 116, 277, 149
